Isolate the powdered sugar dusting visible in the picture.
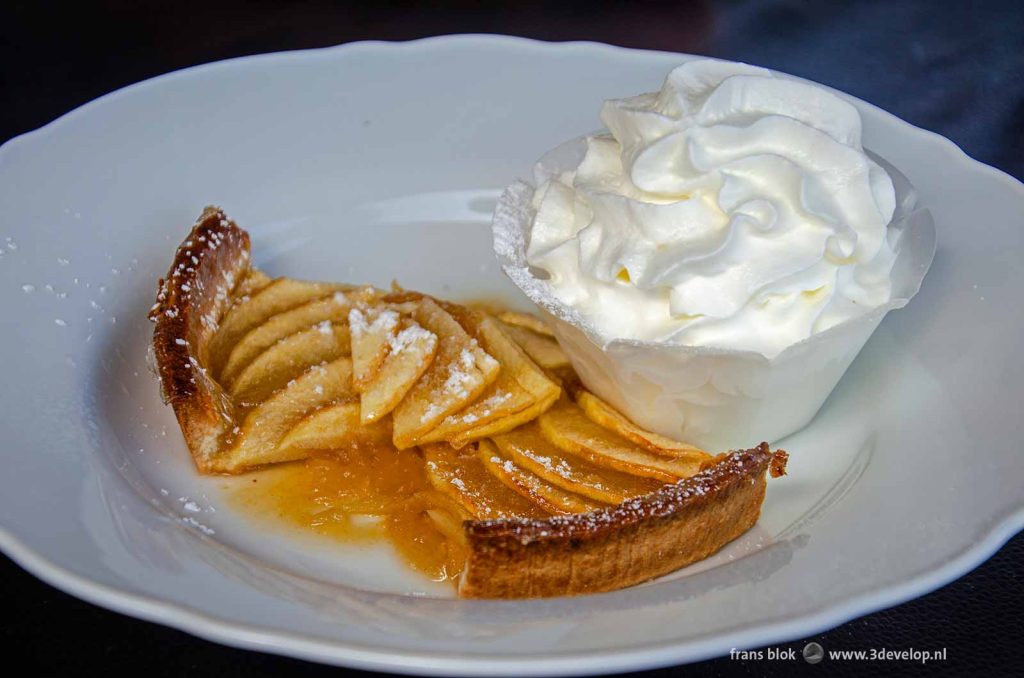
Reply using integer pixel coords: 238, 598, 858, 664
421, 402, 444, 424
388, 323, 435, 355
442, 350, 477, 400
349, 307, 399, 339
348, 308, 368, 336
182, 517, 216, 535
479, 390, 512, 409
443, 390, 513, 426
517, 447, 576, 482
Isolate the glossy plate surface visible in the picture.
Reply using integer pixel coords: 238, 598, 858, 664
0, 35, 1022, 675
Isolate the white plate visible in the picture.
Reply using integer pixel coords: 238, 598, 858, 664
1, 35, 1022, 675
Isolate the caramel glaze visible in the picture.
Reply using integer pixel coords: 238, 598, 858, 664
230, 444, 475, 584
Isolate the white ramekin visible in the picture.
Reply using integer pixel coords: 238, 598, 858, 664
493, 137, 936, 451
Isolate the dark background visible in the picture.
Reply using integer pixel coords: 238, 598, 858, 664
2, 1, 1022, 676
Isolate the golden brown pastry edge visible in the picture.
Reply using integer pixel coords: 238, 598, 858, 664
149, 207, 250, 473
459, 443, 784, 598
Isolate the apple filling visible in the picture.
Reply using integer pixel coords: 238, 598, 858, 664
186, 267, 709, 583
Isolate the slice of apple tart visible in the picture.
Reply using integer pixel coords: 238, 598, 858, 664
150, 207, 786, 598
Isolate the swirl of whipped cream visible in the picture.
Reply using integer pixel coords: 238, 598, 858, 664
526, 59, 898, 358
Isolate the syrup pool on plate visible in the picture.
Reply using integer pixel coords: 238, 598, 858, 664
227, 444, 472, 584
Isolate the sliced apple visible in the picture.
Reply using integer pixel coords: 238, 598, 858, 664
417, 487, 474, 548
425, 507, 470, 547
278, 401, 391, 453
538, 400, 704, 483
448, 388, 560, 448
491, 422, 662, 503
499, 321, 571, 371
422, 443, 548, 520
349, 305, 401, 391
220, 357, 355, 471
234, 269, 273, 297
421, 387, 526, 444
496, 310, 555, 337
221, 289, 369, 384
209, 278, 351, 374
359, 320, 438, 423
416, 314, 560, 445
416, 486, 476, 524
384, 489, 471, 581
391, 299, 499, 448
228, 322, 351, 405
576, 390, 709, 460
477, 440, 604, 514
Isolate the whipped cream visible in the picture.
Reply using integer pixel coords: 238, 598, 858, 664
526, 59, 898, 358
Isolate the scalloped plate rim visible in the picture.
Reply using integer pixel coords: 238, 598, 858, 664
1, 34, 1022, 676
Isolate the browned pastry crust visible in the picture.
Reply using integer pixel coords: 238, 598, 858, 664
459, 443, 786, 598
149, 207, 251, 473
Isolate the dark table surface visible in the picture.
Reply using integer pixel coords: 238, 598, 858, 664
2, 1, 1022, 676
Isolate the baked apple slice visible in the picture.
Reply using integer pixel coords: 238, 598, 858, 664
416, 312, 560, 445
490, 422, 663, 503
358, 318, 439, 424
477, 440, 605, 514
220, 289, 370, 385
234, 269, 273, 297
227, 321, 351, 405
496, 310, 555, 337
278, 402, 392, 454
575, 390, 706, 457
498, 321, 570, 372
349, 305, 401, 391
538, 400, 706, 482
209, 278, 351, 375
391, 299, 500, 448
422, 444, 547, 520
222, 357, 355, 472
